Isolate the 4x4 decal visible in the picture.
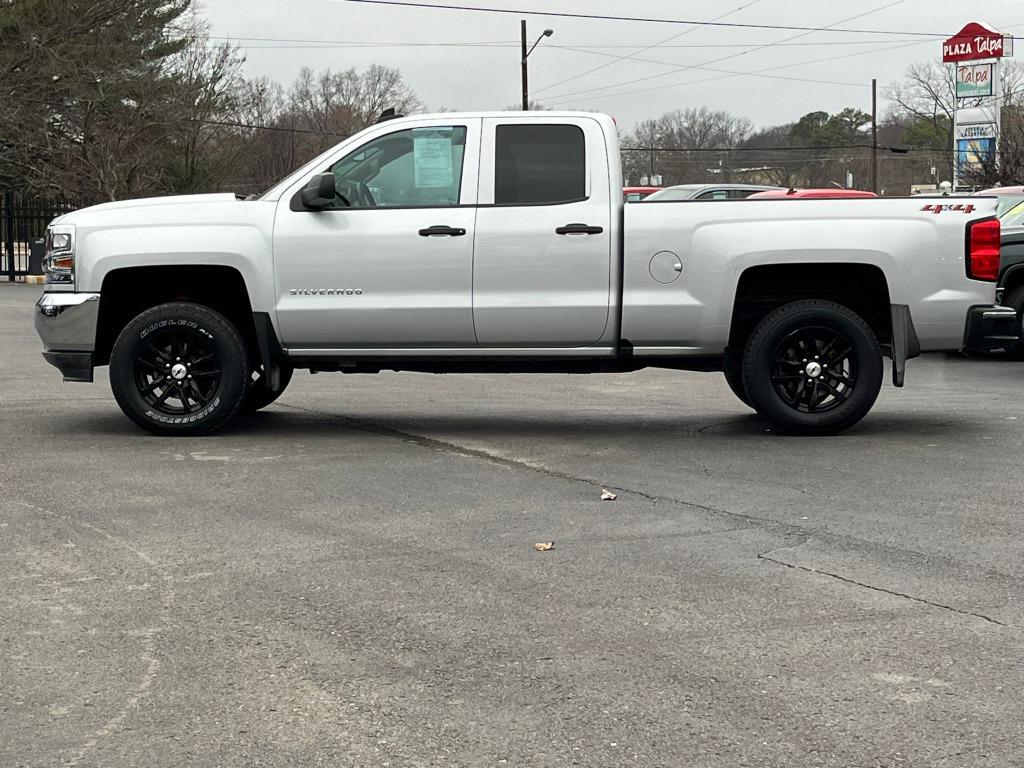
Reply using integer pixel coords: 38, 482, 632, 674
921, 203, 977, 214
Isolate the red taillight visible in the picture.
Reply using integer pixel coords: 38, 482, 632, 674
967, 218, 1000, 281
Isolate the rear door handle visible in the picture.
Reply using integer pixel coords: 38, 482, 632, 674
555, 223, 603, 235
419, 225, 466, 237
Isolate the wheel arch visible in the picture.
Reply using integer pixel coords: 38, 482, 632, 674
1000, 263, 1024, 299
728, 262, 893, 352
96, 265, 265, 370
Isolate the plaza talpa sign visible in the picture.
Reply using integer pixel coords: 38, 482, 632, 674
943, 22, 1010, 63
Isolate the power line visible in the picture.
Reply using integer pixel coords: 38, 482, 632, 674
538, 0, 907, 103
541, 17, 1024, 105
532, 0, 765, 96
624, 144, 961, 156
11, 94, 351, 137
206, 36, 516, 47
623, 144, 878, 153
204, 35, 928, 49
550, 45, 867, 90
332, 0, 966, 38
4, 94, 982, 158
555, 15, 1024, 105
538, 33, 932, 104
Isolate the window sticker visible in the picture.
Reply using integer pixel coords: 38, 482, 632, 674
413, 128, 455, 189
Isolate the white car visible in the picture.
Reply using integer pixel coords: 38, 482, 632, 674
644, 183, 784, 201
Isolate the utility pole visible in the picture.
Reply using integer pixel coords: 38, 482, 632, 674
871, 78, 878, 194
520, 21, 553, 111
521, 20, 528, 111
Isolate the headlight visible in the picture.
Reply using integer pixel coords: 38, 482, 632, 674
43, 224, 75, 286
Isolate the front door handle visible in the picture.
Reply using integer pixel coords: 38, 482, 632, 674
419, 225, 466, 237
555, 223, 604, 235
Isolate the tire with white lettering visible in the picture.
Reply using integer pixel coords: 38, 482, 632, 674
742, 300, 883, 435
109, 302, 249, 436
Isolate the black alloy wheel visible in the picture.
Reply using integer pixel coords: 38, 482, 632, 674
134, 326, 222, 417
769, 326, 857, 414
110, 302, 249, 436
742, 299, 883, 435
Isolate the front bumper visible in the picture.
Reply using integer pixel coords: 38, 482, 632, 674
963, 304, 1019, 352
35, 292, 100, 382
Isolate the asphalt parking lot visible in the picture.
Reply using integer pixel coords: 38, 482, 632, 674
3, 280, 1024, 767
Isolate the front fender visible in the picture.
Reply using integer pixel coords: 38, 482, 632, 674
78, 225, 273, 314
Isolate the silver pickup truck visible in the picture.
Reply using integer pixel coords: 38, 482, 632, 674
34, 110, 1015, 436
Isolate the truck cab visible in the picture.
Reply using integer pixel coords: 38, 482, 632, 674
268, 112, 620, 353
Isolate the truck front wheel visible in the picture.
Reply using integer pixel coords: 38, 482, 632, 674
741, 300, 883, 435
109, 302, 249, 436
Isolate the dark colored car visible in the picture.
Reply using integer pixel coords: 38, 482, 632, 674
993, 196, 1024, 356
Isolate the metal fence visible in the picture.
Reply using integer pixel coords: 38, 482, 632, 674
1, 192, 81, 280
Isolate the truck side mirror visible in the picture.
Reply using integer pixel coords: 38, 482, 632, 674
300, 173, 341, 210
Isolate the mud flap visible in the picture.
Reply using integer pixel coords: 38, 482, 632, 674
889, 304, 920, 387
252, 312, 287, 392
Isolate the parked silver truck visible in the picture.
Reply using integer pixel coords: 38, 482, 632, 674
34, 110, 1015, 436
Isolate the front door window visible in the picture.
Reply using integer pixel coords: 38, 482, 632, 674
327, 126, 467, 209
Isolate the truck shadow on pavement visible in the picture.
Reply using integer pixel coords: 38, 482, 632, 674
49, 407, 975, 442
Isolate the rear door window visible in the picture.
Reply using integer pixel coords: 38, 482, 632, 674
494, 124, 586, 205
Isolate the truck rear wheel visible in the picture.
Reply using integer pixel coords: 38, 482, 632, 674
109, 302, 249, 436
742, 300, 883, 435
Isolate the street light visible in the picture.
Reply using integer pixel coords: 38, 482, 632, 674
521, 20, 553, 111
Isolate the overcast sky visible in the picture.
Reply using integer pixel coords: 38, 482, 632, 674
202, 0, 1024, 131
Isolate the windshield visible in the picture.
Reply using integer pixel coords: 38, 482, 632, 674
645, 186, 701, 201
999, 199, 1024, 227
998, 197, 1024, 225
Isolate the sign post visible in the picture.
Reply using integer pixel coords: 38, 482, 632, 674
944, 22, 1012, 190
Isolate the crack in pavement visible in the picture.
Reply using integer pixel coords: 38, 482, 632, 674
280, 404, 1017, 629
10, 500, 175, 764
280, 403, 783, 530
758, 544, 1012, 628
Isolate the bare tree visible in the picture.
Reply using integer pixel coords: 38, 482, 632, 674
622, 107, 753, 185
887, 60, 1024, 182
288, 65, 421, 156
159, 27, 249, 194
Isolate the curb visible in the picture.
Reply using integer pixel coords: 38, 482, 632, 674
24, 275, 45, 285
